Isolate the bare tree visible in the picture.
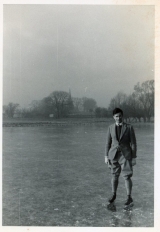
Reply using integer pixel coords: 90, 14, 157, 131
3, 102, 19, 118
108, 92, 127, 111
82, 97, 97, 113
20, 108, 32, 118
72, 97, 83, 112
39, 97, 54, 117
108, 92, 142, 122
126, 94, 144, 122
133, 80, 154, 121
49, 91, 73, 118
29, 100, 42, 116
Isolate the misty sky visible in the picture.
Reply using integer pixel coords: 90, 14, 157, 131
3, 4, 154, 108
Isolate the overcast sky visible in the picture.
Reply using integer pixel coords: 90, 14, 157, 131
3, 4, 154, 108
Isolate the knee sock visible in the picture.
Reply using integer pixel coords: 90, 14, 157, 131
111, 178, 119, 194
125, 178, 132, 196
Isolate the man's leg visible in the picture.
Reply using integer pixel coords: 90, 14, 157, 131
108, 175, 119, 203
108, 155, 121, 203
120, 156, 134, 206
111, 175, 119, 194
124, 176, 133, 207
124, 177, 132, 196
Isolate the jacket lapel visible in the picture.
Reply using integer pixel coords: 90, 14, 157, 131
113, 124, 118, 141
120, 123, 127, 140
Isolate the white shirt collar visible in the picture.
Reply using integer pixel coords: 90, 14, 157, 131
116, 122, 123, 126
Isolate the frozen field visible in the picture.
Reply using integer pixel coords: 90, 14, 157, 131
2, 122, 154, 226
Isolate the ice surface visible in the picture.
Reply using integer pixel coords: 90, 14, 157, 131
2, 123, 154, 226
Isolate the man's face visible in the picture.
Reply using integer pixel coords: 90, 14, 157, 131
113, 112, 123, 124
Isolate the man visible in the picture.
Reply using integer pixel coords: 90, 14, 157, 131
105, 108, 137, 208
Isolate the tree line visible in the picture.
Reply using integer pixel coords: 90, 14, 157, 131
107, 79, 154, 122
3, 91, 97, 119
3, 79, 154, 122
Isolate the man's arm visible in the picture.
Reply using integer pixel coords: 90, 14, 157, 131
130, 126, 137, 166
105, 126, 112, 164
130, 125, 137, 158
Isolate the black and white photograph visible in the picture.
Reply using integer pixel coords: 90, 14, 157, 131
1, 0, 159, 230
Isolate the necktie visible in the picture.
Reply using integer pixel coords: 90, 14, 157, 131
116, 125, 122, 141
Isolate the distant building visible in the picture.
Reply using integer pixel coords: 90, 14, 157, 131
13, 112, 22, 118
49, 114, 54, 118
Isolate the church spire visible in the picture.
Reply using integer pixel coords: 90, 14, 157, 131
69, 88, 71, 98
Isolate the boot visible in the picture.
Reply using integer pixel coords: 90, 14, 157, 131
108, 194, 116, 203
124, 196, 133, 208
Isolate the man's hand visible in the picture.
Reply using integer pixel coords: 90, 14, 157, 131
105, 156, 109, 164
105, 156, 111, 168
132, 158, 136, 166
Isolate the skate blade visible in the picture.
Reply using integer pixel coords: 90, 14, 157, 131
123, 202, 134, 210
107, 203, 116, 211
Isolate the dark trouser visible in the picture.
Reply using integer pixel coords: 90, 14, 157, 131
110, 151, 133, 195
